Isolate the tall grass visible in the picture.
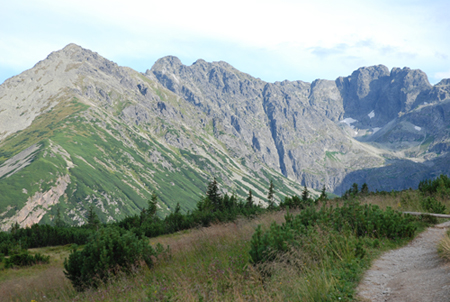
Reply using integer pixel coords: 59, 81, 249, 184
1, 192, 444, 302
438, 229, 450, 261
0, 257, 73, 301
354, 189, 450, 214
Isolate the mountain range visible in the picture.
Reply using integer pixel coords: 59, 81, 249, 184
0, 43, 449, 229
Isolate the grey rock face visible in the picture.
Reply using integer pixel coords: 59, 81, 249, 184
335, 65, 433, 130
309, 79, 343, 121
149, 55, 450, 193
149, 56, 385, 191
336, 65, 391, 127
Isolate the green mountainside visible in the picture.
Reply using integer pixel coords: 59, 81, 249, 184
1, 43, 449, 229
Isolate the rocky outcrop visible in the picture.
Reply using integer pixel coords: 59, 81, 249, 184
0, 174, 70, 230
0, 144, 41, 178
334, 65, 433, 130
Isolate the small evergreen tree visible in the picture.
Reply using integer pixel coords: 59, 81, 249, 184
319, 185, 327, 201
10, 222, 20, 235
301, 185, 309, 202
222, 193, 238, 211
141, 191, 158, 220
141, 191, 158, 224
165, 203, 184, 233
86, 204, 100, 230
361, 183, 369, 195
267, 180, 275, 209
54, 206, 66, 228
352, 183, 359, 195
206, 178, 222, 212
148, 191, 158, 216
246, 189, 254, 208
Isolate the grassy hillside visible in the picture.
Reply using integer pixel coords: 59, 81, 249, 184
1, 184, 448, 302
0, 95, 307, 229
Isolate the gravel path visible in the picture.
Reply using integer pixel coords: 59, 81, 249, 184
357, 221, 450, 302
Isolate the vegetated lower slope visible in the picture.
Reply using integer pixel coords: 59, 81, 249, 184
1, 178, 449, 302
1, 43, 450, 229
0, 44, 304, 229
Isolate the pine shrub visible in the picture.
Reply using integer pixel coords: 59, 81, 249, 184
4, 251, 50, 268
63, 226, 156, 291
421, 196, 446, 214
249, 200, 417, 265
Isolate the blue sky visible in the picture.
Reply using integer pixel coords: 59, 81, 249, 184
1, 0, 449, 85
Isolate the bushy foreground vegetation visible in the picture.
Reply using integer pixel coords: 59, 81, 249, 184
63, 227, 159, 291
250, 200, 417, 265
3, 251, 50, 269
1, 175, 450, 301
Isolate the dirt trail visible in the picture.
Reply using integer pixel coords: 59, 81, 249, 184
357, 221, 450, 301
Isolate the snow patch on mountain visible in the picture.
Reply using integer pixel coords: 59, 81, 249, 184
340, 117, 358, 129
372, 127, 381, 134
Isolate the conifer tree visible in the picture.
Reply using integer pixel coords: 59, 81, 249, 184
54, 206, 66, 228
246, 189, 254, 208
319, 185, 327, 201
267, 180, 275, 208
86, 204, 100, 230
10, 222, 20, 235
301, 185, 309, 202
352, 183, 359, 195
148, 191, 158, 216
206, 178, 222, 211
141, 191, 158, 224
361, 183, 369, 195
174, 202, 181, 214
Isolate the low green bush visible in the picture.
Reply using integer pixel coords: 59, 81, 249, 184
63, 226, 157, 292
250, 200, 417, 265
4, 251, 50, 268
421, 196, 446, 214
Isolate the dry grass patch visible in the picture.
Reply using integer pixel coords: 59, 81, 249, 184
0, 264, 73, 301
438, 231, 450, 261
0, 210, 297, 302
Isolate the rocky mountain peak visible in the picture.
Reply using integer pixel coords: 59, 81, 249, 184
44, 43, 96, 63
61, 42, 85, 53
150, 56, 183, 73
346, 65, 390, 99
192, 58, 208, 68
390, 67, 431, 88
436, 79, 450, 87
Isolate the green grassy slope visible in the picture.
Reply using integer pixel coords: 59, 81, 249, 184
0, 95, 305, 228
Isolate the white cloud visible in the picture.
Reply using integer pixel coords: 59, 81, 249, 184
1, 0, 450, 84
435, 70, 450, 80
